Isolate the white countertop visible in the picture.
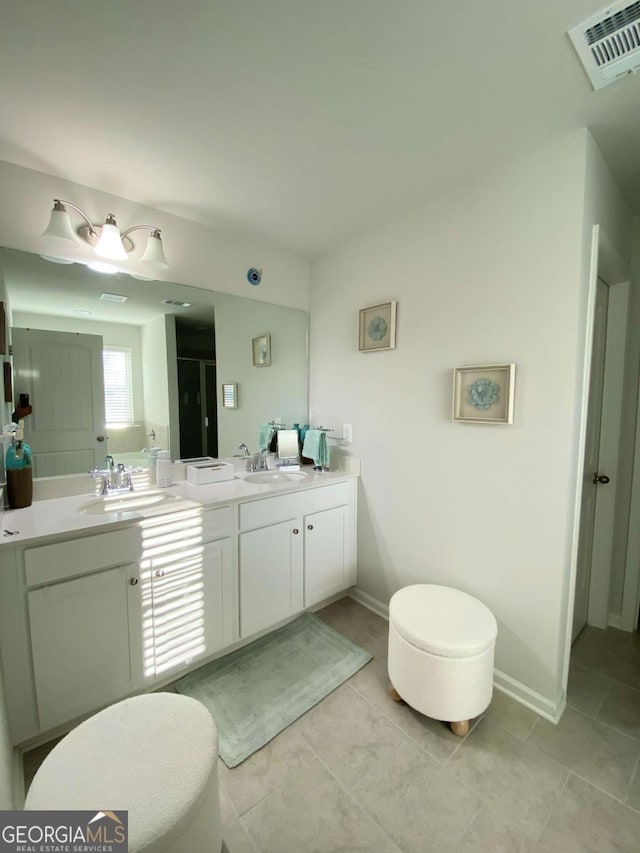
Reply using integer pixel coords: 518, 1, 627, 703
0, 468, 357, 548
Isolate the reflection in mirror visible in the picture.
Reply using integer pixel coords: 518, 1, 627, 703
0, 248, 308, 478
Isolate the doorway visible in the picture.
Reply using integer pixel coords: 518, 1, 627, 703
573, 269, 634, 640
175, 317, 217, 459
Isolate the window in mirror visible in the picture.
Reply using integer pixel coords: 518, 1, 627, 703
222, 383, 238, 409
103, 347, 134, 427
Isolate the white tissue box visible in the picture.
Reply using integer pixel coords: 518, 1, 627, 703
187, 460, 234, 485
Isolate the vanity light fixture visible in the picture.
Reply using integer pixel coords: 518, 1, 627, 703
41, 199, 170, 270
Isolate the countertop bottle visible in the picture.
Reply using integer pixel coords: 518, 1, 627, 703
156, 450, 172, 487
6, 428, 33, 509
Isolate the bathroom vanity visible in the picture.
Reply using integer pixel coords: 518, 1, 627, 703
0, 470, 357, 746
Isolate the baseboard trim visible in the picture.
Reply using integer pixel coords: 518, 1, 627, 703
349, 587, 389, 620
607, 612, 624, 631
493, 669, 565, 723
349, 587, 565, 724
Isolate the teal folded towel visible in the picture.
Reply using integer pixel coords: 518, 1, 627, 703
302, 429, 330, 468
258, 424, 273, 449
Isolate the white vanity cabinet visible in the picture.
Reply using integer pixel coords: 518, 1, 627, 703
1, 527, 144, 739
239, 518, 304, 637
0, 474, 356, 746
141, 505, 236, 680
238, 480, 356, 637
28, 562, 141, 732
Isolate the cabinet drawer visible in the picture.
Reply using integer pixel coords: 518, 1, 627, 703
24, 527, 142, 587
239, 481, 351, 531
201, 506, 233, 541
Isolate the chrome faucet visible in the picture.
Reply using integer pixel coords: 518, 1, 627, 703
89, 458, 135, 495
248, 449, 269, 472
238, 443, 250, 456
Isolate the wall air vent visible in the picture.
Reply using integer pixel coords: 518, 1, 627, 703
569, 1, 640, 89
162, 298, 192, 308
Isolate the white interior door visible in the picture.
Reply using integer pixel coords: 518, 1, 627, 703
11, 327, 106, 477
573, 278, 609, 641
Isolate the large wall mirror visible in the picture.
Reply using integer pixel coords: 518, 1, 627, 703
0, 247, 308, 478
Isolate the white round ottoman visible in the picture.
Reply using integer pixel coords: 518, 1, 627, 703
388, 584, 497, 736
26, 693, 223, 853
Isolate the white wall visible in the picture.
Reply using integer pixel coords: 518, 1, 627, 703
0, 160, 310, 311
141, 315, 171, 452
12, 312, 145, 423
215, 296, 308, 457
310, 130, 603, 710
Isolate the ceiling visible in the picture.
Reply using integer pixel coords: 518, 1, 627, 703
2, 1, 640, 257
1, 248, 219, 326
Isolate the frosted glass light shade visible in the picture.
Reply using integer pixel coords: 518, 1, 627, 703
41, 207, 79, 244
140, 230, 169, 268
95, 221, 128, 261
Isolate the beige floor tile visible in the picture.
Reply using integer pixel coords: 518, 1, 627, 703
242, 757, 401, 853
527, 706, 639, 800
448, 718, 568, 837
219, 725, 316, 816
597, 680, 640, 741
219, 784, 260, 853
296, 682, 426, 789
482, 690, 539, 741
349, 736, 482, 853
349, 654, 466, 763
442, 808, 548, 852
572, 628, 640, 691
540, 773, 640, 852
566, 661, 610, 717
316, 597, 388, 656
626, 763, 640, 811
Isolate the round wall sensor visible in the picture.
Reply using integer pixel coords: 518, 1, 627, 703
247, 267, 262, 285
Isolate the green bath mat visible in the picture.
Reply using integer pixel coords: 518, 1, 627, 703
175, 612, 372, 767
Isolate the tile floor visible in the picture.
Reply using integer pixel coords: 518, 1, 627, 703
23, 599, 640, 852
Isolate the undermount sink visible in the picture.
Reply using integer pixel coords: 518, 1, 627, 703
78, 490, 179, 515
243, 471, 307, 484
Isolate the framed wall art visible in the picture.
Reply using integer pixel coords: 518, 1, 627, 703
252, 333, 271, 367
453, 363, 516, 424
359, 301, 397, 352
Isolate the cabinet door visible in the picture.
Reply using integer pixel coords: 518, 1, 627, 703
28, 564, 139, 731
146, 538, 233, 679
240, 519, 303, 637
304, 505, 351, 607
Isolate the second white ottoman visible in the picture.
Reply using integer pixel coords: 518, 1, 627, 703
25, 693, 222, 853
388, 584, 497, 736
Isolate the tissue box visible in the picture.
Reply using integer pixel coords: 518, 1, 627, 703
186, 460, 234, 485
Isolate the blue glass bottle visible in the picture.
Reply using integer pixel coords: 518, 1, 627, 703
6, 429, 33, 508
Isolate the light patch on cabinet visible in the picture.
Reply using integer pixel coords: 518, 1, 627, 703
139, 506, 206, 677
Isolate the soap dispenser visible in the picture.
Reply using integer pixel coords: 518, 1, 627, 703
6, 427, 33, 509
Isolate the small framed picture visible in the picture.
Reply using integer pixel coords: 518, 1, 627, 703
359, 301, 397, 352
221, 383, 238, 409
453, 363, 516, 424
252, 333, 271, 367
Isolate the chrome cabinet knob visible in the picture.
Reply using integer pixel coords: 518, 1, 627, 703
155, 569, 165, 578
292, 528, 299, 535
129, 578, 139, 586
593, 473, 610, 484
307, 524, 314, 530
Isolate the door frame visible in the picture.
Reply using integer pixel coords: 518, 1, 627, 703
562, 225, 633, 687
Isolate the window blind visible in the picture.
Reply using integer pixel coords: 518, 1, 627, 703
103, 347, 134, 426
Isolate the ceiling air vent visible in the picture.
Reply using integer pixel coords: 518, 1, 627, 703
569, 1, 640, 89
